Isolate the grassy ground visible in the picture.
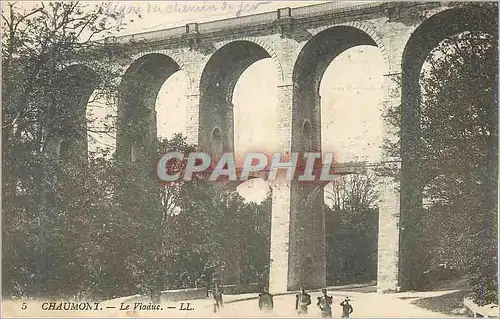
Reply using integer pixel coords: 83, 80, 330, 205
411, 290, 469, 316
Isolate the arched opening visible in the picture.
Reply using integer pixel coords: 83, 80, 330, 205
233, 58, 279, 159
302, 119, 312, 150
320, 46, 385, 163
302, 120, 311, 135
323, 173, 379, 285
117, 53, 181, 163
56, 64, 97, 167
115, 54, 190, 273
236, 178, 272, 286
293, 26, 378, 153
231, 56, 277, 250
156, 69, 190, 140
87, 88, 117, 158
211, 127, 222, 139
292, 25, 386, 287
237, 178, 271, 203
211, 127, 223, 158
199, 40, 279, 287
400, 4, 498, 291
199, 40, 275, 156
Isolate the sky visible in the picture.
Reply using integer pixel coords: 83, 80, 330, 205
85, 1, 387, 203
106, 1, 365, 36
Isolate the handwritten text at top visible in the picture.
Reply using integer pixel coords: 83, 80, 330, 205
105, 1, 273, 24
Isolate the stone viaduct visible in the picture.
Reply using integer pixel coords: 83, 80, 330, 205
60, 1, 498, 294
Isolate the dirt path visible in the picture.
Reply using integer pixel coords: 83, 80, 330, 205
2, 288, 456, 318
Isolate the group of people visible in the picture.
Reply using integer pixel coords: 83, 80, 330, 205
208, 284, 354, 317
259, 286, 354, 317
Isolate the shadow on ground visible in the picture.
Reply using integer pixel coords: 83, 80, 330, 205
333, 284, 377, 294
411, 290, 469, 316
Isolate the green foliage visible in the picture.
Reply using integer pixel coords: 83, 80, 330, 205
4, 126, 273, 299
381, 30, 498, 304
2, 1, 135, 298
240, 194, 272, 285
168, 179, 271, 288
325, 174, 379, 285
1, 1, 273, 300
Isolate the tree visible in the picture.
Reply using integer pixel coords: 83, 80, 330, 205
240, 193, 272, 286
381, 30, 498, 304
52, 149, 135, 299
2, 1, 131, 196
2, 1, 277, 300
1, 1, 135, 298
419, 31, 497, 305
324, 173, 379, 285
169, 180, 261, 288
118, 134, 273, 291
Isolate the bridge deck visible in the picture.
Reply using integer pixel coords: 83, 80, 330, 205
101, 1, 431, 45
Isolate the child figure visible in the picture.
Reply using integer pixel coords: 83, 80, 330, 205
340, 297, 353, 318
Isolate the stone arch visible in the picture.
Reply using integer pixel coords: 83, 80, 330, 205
398, 3, 498, 290
198, 40, 280, 155
126, 49, 194, 92
222, 176, 272, 195
400, 4, 498, 187
401, 4, 497, 89
292, 25, 387, 92
116, 53, 183, 163
58, 63, 98, 115
304, 21, 390, 70
59, 62, 121, 160
291, 25, 387, 156
210, 37, 285, 87
55, 63, 98, 165
211, 126, 222, 139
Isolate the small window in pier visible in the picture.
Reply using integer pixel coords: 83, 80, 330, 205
302, 119, 312, 138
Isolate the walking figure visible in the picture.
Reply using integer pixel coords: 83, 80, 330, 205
340, 297, 353, 318
151, 287, 161, 304
317, 288, 333, 318
295, 286, 311, 315
214, 283, 224, 311
258, 287, 274, 312
208, 290, 218, 313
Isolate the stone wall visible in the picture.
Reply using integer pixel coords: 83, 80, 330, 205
160, 288, 208, 302
119, 288, 208, 304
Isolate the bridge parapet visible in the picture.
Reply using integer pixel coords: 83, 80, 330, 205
102, 1, 441, 47
199, 11, 276, 33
